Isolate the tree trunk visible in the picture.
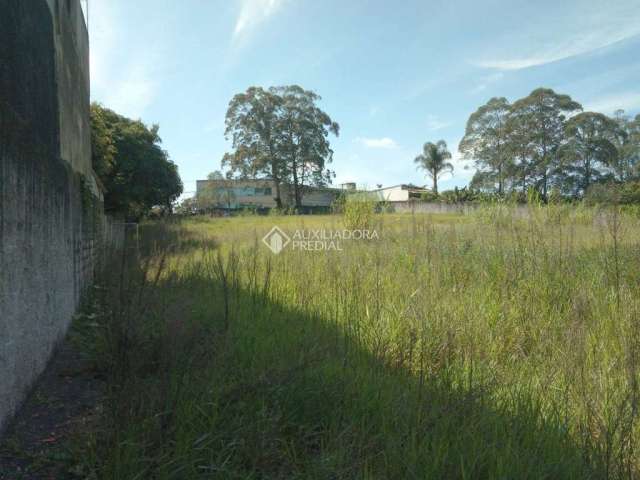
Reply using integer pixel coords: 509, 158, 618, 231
268, 144, 282, 209
291, 156, 301, 210
584, 158, 591, 194
274, 180, 282, 209
432, 170, 438, 195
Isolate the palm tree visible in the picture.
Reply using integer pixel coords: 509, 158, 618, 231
414, 140, 454, 194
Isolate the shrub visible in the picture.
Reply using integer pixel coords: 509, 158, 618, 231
619, 181, 640, 205
343, 193, 377, 230
584, 181, 640, 206
420, 191, 439, 202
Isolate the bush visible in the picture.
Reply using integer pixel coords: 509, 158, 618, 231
619, 181, 640, 205
584, 181, 640, 206
343, 193, 377, 230
420, 191, 439, 202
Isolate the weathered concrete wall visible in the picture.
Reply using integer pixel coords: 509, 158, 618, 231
49, 0, 93, 177
0, 0, 99, 432
388, 201, 531, 217
389, 202, 481, 215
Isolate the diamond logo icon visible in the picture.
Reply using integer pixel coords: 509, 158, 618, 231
262, 226, 291, 254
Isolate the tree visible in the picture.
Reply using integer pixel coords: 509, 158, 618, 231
222, 85, 339, 210
559, 112, 619, 195
90, 103, 117, 180
176, 196, 197, 215
504, 106, 536, 192
90, 103, 183, 219
272, 85, 339, 209
222, 87, 285, 207
459, 97, 511, 194
414, 140, 454, 194
612, 110, 640, 182
508, 88, 582, 199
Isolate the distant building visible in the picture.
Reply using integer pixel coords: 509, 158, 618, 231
339, 182, 357, 191
196, 178, 340, 211
370, 184, 430, 202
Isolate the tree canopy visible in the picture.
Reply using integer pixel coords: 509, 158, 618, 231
459, 88, 640, 200
222, 85, 339, 209
414, 140, 454, 194
90, 103, 183, 219
459, 97, 510, 194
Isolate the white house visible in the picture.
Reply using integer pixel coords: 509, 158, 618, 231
370, 184, 430, 202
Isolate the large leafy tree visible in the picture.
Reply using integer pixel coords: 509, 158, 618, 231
612, 110, 640, 182
222, 87, 285, 207
509, 88, 582, 199
503, 106, 536, 192
272, 85, 339, 208
90, 103, 183, 219
559, 112, 620, 195
414, 140, 454, 194
459, 97, 511, 194
222, 85, 339, 210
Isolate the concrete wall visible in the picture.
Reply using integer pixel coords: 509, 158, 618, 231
387, 201, 533, 216
0, 0, 100, 432
388, 202, 480, 214
49, 0, 93, 178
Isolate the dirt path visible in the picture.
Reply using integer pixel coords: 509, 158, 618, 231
0, 342, 104, 479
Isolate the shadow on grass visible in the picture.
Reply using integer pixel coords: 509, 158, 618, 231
73, 225, 605, 480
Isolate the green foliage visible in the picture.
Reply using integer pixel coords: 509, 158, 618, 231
330, 191, 347, 213
90, 104, 183, 219
438, 186, 481, 204
612, 111, 640, 182
620, 181, 640, 204
175, 196, 197, 215
558, 112, 620, 194
420, 190, 439, 202
343, 193, 377, 230
222, 85, 339, 209
459, 97, 511, 194
72, 211, 640, 478
414, 139, 453, 194
509, 88, 583, 199
460, 89, 640, 202
585, 181, 640, 206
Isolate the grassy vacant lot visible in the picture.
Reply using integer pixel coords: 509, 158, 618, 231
74, 205, 640, 479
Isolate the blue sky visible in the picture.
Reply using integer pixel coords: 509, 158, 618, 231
88, 0, 640, 197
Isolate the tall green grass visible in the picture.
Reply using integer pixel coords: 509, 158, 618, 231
72, 206, 640, 479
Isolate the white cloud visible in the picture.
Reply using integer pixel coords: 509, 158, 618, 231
355, 137, 399, 149
475, 57, 557, 71
233, 0, 286, 41
89, 0, 160, 118
104, 63, 158, 119
584, 92, 640, 115
426, 114, 452, 131
473, 3, 640, 71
